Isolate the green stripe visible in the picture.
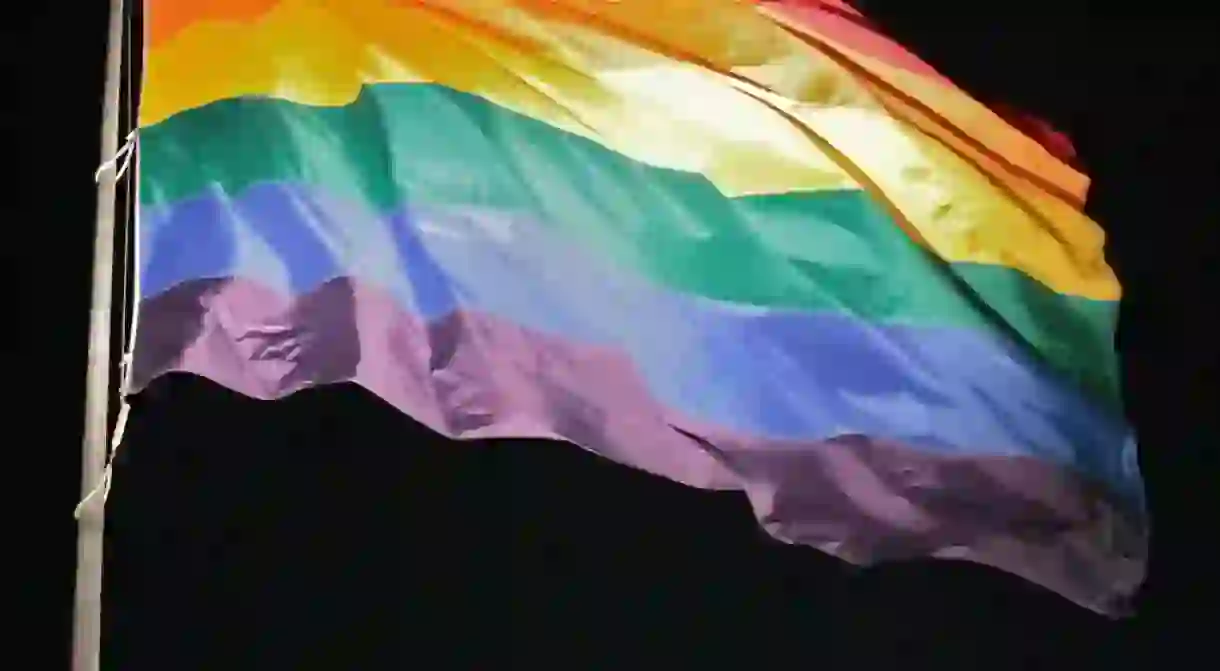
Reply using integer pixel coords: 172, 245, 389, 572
140, 83, 1120, 407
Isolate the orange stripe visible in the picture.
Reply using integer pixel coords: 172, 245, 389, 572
147, 0, 281, 47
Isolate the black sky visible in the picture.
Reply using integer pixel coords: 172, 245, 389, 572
18, 3, 1219, 669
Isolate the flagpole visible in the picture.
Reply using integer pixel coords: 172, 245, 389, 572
73, 0, 125, 668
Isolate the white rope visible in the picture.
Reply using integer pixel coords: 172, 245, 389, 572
73, 396, 131, 519
74, 112, 139, 520
93, 129, 137, 183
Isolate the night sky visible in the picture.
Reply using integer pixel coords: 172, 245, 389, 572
20, 3, 1218, 669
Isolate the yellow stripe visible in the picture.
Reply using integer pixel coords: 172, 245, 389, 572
143, 0, 1119, 299
757, 3, 1090, 204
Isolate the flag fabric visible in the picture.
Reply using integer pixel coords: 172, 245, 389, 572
135, 0, 1146, 613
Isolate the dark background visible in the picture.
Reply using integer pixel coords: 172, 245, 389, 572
16, 2, 1218, 669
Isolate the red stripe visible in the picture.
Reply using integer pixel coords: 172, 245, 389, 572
758, 0, 950, 82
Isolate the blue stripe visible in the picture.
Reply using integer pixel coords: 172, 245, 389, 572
139, 182, 1140, 502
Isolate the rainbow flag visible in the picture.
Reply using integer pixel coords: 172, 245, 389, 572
134, 0, 1146, 613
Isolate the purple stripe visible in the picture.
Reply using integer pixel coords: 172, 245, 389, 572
132, 277, 1146, 615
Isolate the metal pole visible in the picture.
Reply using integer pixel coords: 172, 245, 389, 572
73, 0, 125, 668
